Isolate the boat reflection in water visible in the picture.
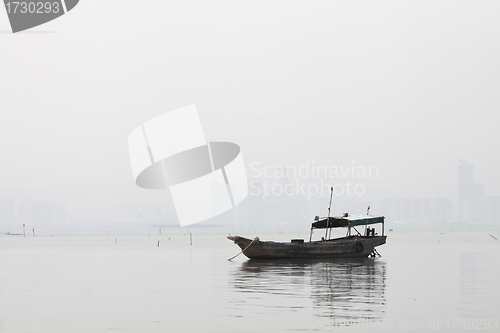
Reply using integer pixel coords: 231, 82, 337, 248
230, 258, 386, 327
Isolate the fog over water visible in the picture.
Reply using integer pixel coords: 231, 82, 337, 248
1, 1, 500, 232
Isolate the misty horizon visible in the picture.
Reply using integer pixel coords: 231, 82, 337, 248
1, 1, 499, 230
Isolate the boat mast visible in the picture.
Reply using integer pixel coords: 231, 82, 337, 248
325, 187, 333, 240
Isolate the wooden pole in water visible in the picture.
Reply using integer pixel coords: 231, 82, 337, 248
190, 233, 192, 246
325, 187, 333, 240
23, 224, 25, 237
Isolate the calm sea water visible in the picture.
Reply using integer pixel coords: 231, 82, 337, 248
0, 231, 498, 332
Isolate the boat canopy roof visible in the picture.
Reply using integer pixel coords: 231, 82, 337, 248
311, 215, 385, 229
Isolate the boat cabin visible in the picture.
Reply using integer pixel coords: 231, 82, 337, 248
309, 214, 385, 242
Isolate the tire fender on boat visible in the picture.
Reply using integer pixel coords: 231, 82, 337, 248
355, 241, 364, 253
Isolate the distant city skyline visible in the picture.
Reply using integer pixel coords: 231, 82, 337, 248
1, 159, 499, 235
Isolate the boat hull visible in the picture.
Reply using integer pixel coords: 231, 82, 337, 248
228, 235, 386, 260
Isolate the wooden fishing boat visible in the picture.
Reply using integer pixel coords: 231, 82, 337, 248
228, 189, 386, 260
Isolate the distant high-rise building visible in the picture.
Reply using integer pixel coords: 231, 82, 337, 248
432, 198, 452, 223
458, 160, 484, 201
458, 160, 475, 201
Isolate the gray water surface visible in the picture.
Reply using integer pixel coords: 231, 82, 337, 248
0, 231, 498, 332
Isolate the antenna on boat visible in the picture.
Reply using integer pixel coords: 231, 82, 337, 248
325, 187, 333, 240
367, 206, 370, 215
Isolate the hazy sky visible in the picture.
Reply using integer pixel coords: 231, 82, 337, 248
1, 0, 499, 207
